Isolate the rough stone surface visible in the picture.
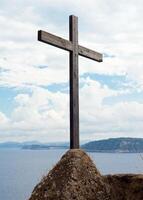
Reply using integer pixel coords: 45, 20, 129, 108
29, 149, 111, 200
105, 174, 143, 200
28, 149, 143, 200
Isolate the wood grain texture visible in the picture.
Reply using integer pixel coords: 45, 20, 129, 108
38, 30, 102, 62
38, 30, 73, 51
79, 45, 102, 62
69, 15, 79, 149
38, 15, 103, 149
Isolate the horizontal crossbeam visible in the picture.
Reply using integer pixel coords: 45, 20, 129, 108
78, 45, 102, 62
38, 30, 102, 62
38, 30, 73, 51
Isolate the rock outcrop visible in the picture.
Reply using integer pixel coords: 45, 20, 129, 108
29, 149, 143, 200
105, 174, 143, 200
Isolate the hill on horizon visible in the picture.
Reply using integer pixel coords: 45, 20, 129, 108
82, 137, 143, 153
0, 137, 143, 152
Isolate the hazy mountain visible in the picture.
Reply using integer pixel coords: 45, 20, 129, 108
0, 141, 69, 149
0, 142, 21, 148
82, 138, 143, 153
1, 138, 143, 152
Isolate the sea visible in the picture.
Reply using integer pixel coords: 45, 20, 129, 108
0, 149, 143, 200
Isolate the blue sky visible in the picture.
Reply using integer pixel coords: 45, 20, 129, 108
0, 0, 143, 142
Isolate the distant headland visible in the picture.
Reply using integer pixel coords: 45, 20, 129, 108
82, 137, 143, 153
0, 137, 143, 153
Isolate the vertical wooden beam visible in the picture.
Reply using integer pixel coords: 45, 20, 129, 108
69, 15, 79, 149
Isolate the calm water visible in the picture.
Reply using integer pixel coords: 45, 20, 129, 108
0, 149, 143, 200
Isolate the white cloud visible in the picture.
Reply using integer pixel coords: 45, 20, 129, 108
0, 112, 9, 126
0, 79, 143, 142
0, 0, 143, 88
79, 78, 143, 140
0, 86, 69, 141
0, 0, 143, 141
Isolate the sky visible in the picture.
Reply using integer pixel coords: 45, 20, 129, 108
0, 0, 143, 142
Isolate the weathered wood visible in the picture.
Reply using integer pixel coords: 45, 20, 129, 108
69, 15, 79, 149
79, 45, 102, 62
38, 30, 102, 62
38, 15, 103, 149
38, 30, 73, 51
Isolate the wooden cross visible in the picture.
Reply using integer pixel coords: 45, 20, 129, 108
38, 15, 103, 149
